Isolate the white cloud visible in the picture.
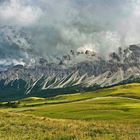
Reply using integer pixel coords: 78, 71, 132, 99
0, 58, 25, 66
77, 44, 97, 52
0, 0, 43, 26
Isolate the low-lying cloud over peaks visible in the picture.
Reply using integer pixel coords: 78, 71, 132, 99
1, 0, 140, 61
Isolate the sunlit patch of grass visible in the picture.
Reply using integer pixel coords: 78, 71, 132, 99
21, 97, 46, 101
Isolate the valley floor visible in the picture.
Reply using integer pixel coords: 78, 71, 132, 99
1, 83, 140, 140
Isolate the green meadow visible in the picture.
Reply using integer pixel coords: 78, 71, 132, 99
1, 83, 140, 140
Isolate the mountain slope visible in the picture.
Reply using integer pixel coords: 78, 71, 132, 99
1, 38, 140, 101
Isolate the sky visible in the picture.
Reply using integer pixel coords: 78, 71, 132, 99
0, 0, 140, 62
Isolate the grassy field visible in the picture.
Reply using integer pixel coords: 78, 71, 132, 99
1, 83, 140, 139
0, 111, 140, 140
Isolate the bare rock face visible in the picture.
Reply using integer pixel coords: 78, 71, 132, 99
39, 58, 48, 66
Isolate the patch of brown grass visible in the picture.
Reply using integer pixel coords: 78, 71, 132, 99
0, 111, 140, 140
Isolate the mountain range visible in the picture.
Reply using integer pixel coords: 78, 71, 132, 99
1, 26, 140, 101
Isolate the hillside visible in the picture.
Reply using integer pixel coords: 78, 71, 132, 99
0, 83, 140, 139
8, 83, 140, 120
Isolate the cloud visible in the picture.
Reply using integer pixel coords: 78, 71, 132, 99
1, 0, 140, 62
0, 0, 43, 26
31, 0, 140, 58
